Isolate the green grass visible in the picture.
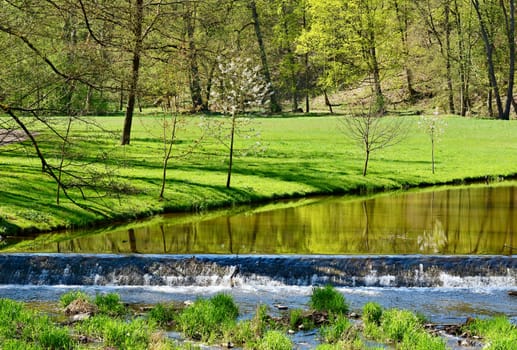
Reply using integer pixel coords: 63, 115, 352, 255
463, 316, 517, 350
1, 113, 517, 234
176, 293, 239, 342
310, 285, 349, 315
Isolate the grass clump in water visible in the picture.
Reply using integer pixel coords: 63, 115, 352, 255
177, 293, 239, 343
94, 292, 127, 317
78, 314, 156, 349
463, 315, 517, 350
319, 314, 357, 344
362, 305, 446, 350
310, 285, 349, 315
149, 303, 177, 327
255, 330, 293, 350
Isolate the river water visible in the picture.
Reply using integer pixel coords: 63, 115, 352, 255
1, 183, 516, 347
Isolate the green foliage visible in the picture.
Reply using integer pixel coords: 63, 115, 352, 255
149, 303, 177, 327
177, 293, 239, 342
310, 285, 349, 315
380, 309, 421, 342
319, 314, 355, 344
59, 290, 91, 308
0, 298, 74, 349
400, 329, 446, 350
94, 293, 127, 317
79, 314, 154, 349
255, 330, 293, 350
362, 302, 383, 326
463, 316, 517, 349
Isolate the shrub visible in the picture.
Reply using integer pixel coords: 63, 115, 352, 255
256, 330, 292, 350
362, 302, 383, 326
177, 293, 239, 342
310, 285, 349, 315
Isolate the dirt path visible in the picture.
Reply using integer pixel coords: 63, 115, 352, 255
0, 129, 31, 146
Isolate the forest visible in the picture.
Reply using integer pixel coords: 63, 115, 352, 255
1, 0, 516, 129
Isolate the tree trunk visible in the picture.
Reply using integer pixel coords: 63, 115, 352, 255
393, 0, 418, 101
226, 114, 236, 188
121, 0, 144, 145
249, 0, 281, 113
473, 0, 504, 119
502, 0, 515, 120
444, 2, 456, 114
363, 150, 370, 176
324, 89, 333, 114
185, 2, 204, 112
366, 18, 384, 114
453, 0, 471, 116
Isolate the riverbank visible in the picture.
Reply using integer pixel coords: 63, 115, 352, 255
1, 114, 517, 235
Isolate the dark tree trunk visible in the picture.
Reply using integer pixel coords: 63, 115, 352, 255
121, 0, 144, 145
473, 0, 504, 119
249, 0, 281, 113
502, 0, 515, 120
453, 0, 471, 116
393, 0, 418, 101
444, 2, 456, 114
185, 3, 204, 112
226, 114, 236, 188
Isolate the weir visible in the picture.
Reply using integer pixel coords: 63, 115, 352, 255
1, 254, 515, 288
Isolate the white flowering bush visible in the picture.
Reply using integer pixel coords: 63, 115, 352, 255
211, 57, 271, 116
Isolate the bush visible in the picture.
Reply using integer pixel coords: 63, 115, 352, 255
177, 293, 239, 342
256, 330, 292, 350
362, 302, 383, 326
310, 285, 349, 315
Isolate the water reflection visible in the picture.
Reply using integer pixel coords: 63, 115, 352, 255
6, 184, 517, 255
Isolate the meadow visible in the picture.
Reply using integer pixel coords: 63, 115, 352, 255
1, 112, 517, 234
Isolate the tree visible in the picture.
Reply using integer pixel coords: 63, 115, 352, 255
298, 0, 389, 113
248, 0, 282, 113
340, 100, 407, 176
77, 0, 176, 144
418, 108, 447, 174
210, 56, 270, 188
472, 0, 515, 120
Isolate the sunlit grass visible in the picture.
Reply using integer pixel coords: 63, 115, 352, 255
1, 113, 517, 233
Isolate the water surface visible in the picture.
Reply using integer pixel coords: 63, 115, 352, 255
6, 183, 516, 255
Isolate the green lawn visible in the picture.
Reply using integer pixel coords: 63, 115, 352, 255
1, 113, 517, 234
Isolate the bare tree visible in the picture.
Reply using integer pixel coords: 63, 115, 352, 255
340, 102, 407, 176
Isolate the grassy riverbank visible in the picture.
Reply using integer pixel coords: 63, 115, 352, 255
1, 113, 517, 234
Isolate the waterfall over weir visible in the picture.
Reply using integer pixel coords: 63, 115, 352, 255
1, 254, 515, 288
